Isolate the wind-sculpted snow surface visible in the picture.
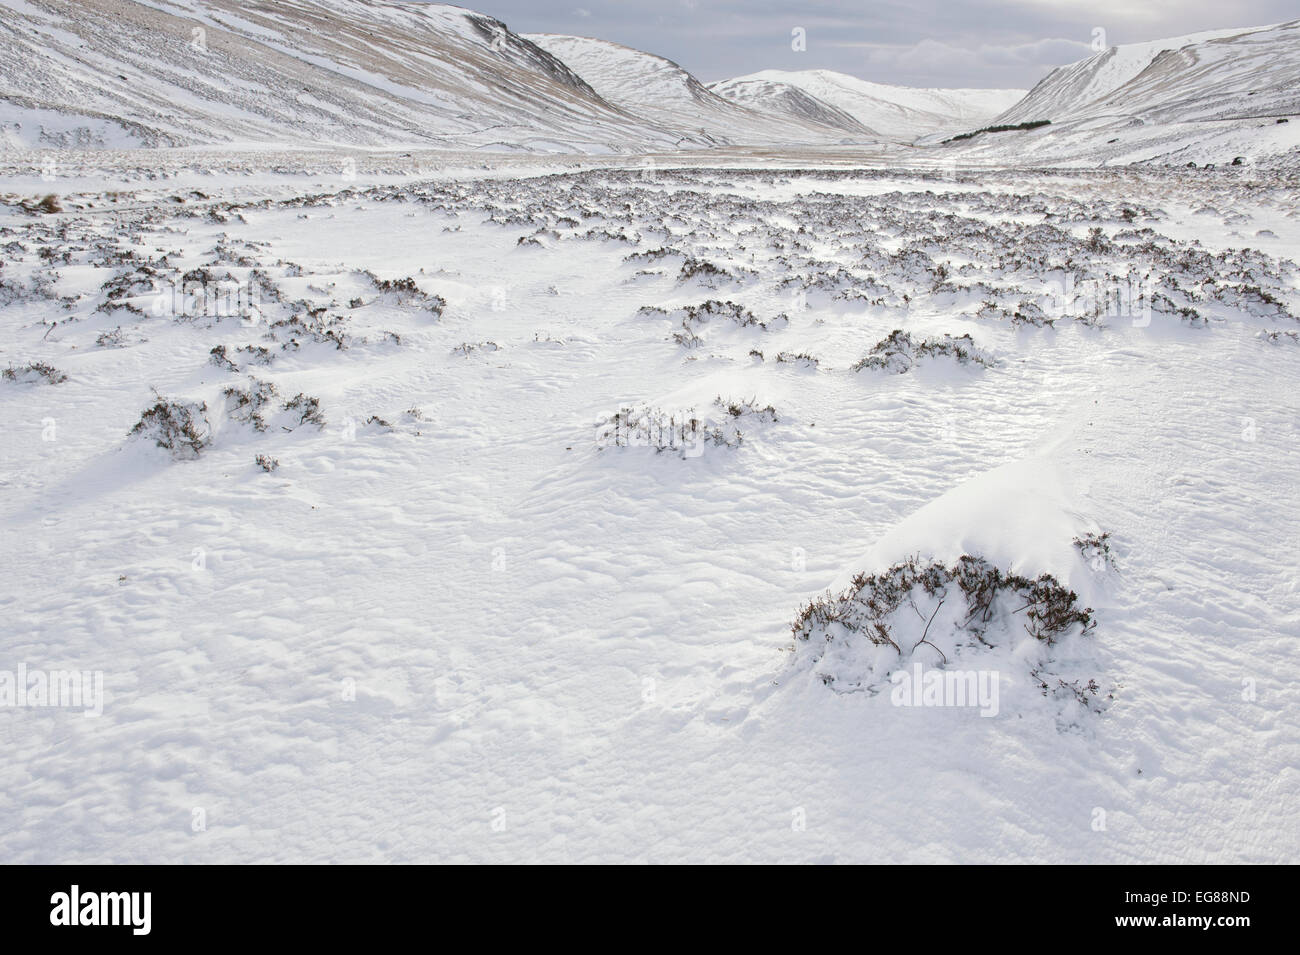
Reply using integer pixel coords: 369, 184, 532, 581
1, 159, 1298, 862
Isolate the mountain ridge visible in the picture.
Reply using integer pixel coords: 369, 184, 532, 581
1, 0, 1294, 165
710, 69, 1026, 142
524, 33, 872, 146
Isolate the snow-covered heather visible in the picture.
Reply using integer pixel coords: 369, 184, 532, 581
1, 158, 1298, 863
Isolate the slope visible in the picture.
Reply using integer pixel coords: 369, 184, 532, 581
525, 34, 872, 147
0, 0, 680, 152
994, 24, 1291, 126
710, 69, 1025, 142
938, 21, 1300, 166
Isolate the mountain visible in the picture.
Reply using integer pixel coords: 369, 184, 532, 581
940, 21, 1300, 166
993, 24, 1295, 126
698, 75, 878, 137
0, 0, 681, 151
522, 34, 871, 146
709, 70, 1025, 142
6, 0, 1288, 165
0, 0, 873, 152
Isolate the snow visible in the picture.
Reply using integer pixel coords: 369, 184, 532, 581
3, 0, 1299, 865
524, 34, 862, 147
2, 155, 1297, 862
0, 102, 149, 150
995, 25, 1280, 126
711, 70, 1026, 142
965, 20, 1300, 167
0, 0, 681, 151
834, 455, 1088, 596
5, 2, 1293, 165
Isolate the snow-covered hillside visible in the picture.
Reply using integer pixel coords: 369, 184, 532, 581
0, 0, 678, 151
6, 0, 1290, 166
0, 0, 905, 152
710, 70, 1025, 142
937, 21, 1300, 167
994, 24, 1292, 126
692, 75, 877, 138
524, 35, 869, 146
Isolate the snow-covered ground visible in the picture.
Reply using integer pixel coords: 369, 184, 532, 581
2, 155, 1297, 862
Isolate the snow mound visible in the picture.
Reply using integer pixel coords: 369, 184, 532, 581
831, 455, 1098, 598
793, 455, 1111, 721
851, 329, 992, 374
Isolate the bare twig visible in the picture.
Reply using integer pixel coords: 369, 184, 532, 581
912, 598, 948, 664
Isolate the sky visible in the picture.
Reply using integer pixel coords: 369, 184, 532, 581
436, 0, 1293, 90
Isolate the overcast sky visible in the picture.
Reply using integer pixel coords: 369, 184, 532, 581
448, 0, 1292, 90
